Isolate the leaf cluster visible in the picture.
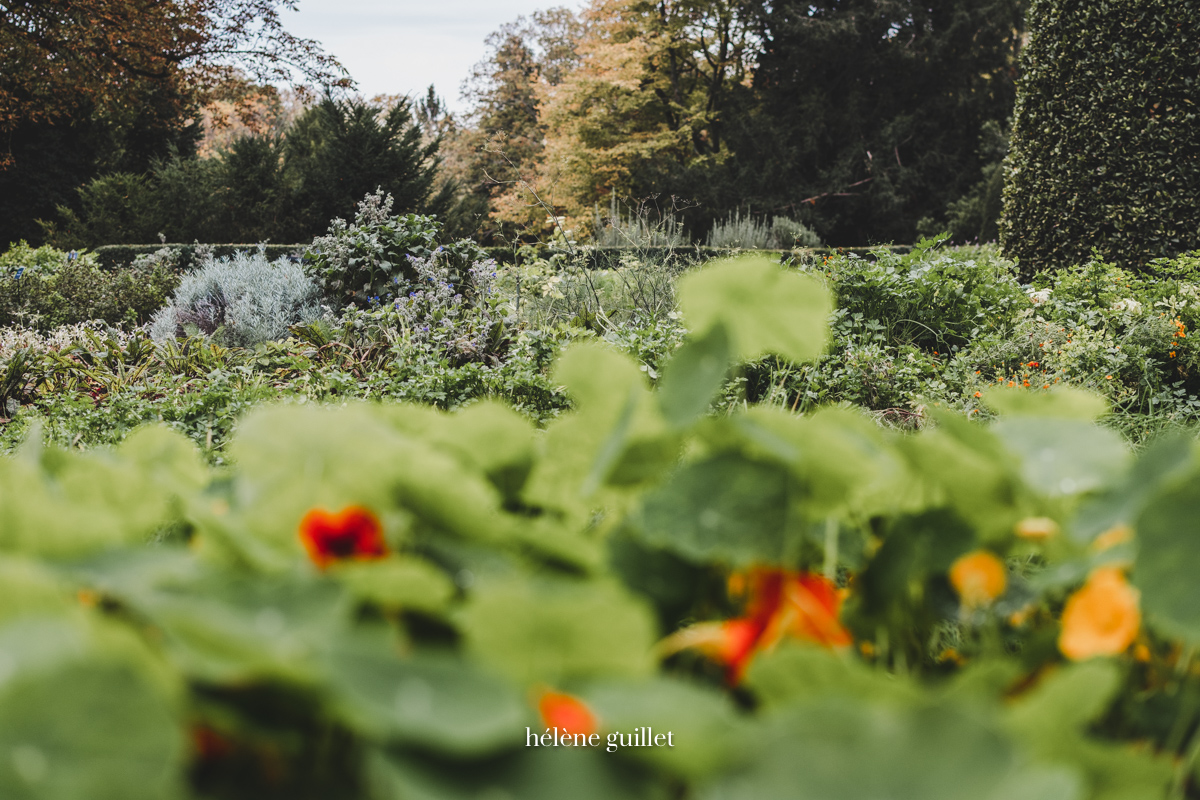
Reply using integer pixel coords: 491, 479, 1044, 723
1, 255, 1198, 798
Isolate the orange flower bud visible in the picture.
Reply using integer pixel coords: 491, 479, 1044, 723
1016, 517, 1059, 540
1059, 568, 1140, 661
949, 551, 1007, 608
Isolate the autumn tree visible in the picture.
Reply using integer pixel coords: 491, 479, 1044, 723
449, 7, 584, 241
0, 0, 348, 133
0, 0, 348, 246
536, 0, 759, 232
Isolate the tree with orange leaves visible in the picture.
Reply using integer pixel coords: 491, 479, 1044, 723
0, 0, 349, 137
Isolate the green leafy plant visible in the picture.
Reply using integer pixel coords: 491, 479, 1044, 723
1, 253, 1197, 800
305, 190, 488, 308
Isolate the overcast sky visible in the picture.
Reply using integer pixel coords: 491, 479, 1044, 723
285, 1, 582, 114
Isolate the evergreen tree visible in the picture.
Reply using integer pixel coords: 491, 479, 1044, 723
745, 0, 1026, 245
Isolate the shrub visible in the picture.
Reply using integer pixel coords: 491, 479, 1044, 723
826, 237, 1026, 352
150, 247, 321, 347
306, 190, 488, 308
706, 210, 821, 249
0, 244, 177, 329
1000, 0, 1200, 273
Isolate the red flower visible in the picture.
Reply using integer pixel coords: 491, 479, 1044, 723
659, 569, 851, 685
538, 690, 597, 736
298, 506, 387, 569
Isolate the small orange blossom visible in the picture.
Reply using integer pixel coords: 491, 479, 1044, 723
949, 551, 1007, 608
1059, 567, 1140, 661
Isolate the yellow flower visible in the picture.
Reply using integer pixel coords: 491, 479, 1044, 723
1059, 567, 1140, 661
949, 551, 1007, 608
1016, 516, 1059, 541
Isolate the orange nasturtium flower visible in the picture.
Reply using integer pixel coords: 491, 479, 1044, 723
1059, 567, 1140, 661
537, 690, 597, 736
658, 569, 851, 685
298, 506, 387, 569
949, 551, 1007, 608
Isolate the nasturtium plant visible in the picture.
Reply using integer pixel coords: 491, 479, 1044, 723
0, 253, 1191, 799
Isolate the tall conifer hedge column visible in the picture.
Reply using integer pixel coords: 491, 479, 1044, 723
1000, 0, 1200, 273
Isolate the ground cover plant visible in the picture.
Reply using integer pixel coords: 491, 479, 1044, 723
3, 255, 1200, 799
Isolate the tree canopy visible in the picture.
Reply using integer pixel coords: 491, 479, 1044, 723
0, 0, 349, 134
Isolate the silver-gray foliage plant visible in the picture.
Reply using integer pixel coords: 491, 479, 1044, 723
150, 246, 322, 347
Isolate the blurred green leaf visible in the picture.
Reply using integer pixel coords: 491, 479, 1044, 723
333, 556, 455, 615
657, 323, 731, 429
993, 418, 1129, 497
1072, 434, 1194, 543
326, 629, 526, 756
460, 576, 656, 684
1003, 662, 1172, 800
746, 642, 920, 709
581, 677, 747, 778
637, 453, 791, 566
367, 746, 665, 800
1136, 475, 1200, 643
983, 386, 1109, 421
677, 255, 831, 363
0, 617, 185, 800
700, 698, 1015, 800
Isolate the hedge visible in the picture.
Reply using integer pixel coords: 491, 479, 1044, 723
1000, 0, 1200, 274
92, 244, 914, 272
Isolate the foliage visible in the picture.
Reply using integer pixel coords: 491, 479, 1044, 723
706, 210, 822, 249
304, 191, 465, 308
1, 254, 1198, 799
451, 6, 584, 242
391, 256, 510, 366
1000, 0, 1200, 273
0, 0, 348, 134
150, 247, 321, 347
45, 95, 451, 249
0, 245, 178, 330
284, 96, 449, 241
591, 198, 690, 248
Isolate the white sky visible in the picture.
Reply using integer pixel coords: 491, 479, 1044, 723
285, 0, 582, 114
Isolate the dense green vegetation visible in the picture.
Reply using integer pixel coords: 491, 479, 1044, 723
3, 1, 1200, 797
1002, 0, 1200, 273
3, 253, 1200, 798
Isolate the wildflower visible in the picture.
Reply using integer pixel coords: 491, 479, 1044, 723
1016, 517, 1059, 540
1170, 351, 1177, 358
974, 391, 982, 398
1023, 380, 1030, 387
537, 690, 597, 736
1059, 567, 1140, 660
1028, 361, 1039, 368
949, 551, 1007, 608
1105, 375, 1113, 380
298, 506, 387, 569
657, 569, 850, 685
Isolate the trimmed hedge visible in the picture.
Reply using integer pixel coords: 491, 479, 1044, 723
1000, 0, 1200, 274
92, 244, 307, 273
93, 243, 914, 272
